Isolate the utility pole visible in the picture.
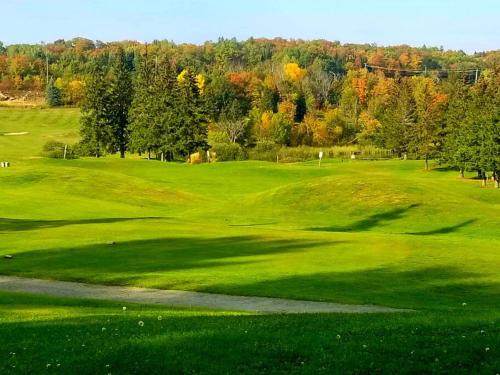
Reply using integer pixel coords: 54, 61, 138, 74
41, 41, 49, 85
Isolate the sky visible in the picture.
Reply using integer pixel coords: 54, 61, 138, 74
1, 0, 499, 53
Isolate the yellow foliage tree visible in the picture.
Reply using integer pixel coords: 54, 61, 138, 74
68, 79, 84, 104
196, 74, 205, 94
54, 77, 64, 90
284, 63, 306, 81
324, 108, 345, 144
259, 111, 273, 138
278, 100, 296, 123
177, 69, 188, 83
359, 111, 381, 135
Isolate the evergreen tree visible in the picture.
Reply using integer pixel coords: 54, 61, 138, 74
108, 47, 133, 158
128, 54, 156, 158
409, 76, 446, 170
481, 109, 500, 188
46, 77, 62, 107
381, 78, 415, 156
441, 76, 471, 176
80, 64, 112, 157
174, 70, 208, 157
154, 60, 178, 160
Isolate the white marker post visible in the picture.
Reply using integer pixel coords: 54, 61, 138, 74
318, 151, 323, 167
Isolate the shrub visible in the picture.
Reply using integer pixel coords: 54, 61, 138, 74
189, 148, 210, 164
248, 140, 279, 162
43, 140, 79, 159
208, 130, 230, 145
73, 141, 96, 157
210, 143, 247, 161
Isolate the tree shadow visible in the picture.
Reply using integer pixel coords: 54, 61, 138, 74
432, 166, 460, 173
0, 235, 344, 280
209, 265, 500, 310
0, 217, 168, 232
407, 219, 478, 236
308, 204, 420, 232
1, 302, 498, 374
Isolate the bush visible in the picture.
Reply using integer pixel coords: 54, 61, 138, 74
43, 140, 79, 159
210, 143, 247, 162
208, 130, 230, 145
247, 140, 279, 162
189, 148, 209, 164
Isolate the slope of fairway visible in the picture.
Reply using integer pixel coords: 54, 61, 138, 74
0, 108, 499, 313
0, 107, 80, 162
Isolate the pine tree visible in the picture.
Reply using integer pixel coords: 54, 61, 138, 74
381, 78, 415, 156
46, 77, 62, 107
80, 64, 112, 157
128, 53, 156, 158
174, 70, 208, 157
129, 56, 180, 161
155, 60, 178, 160
409, 76, 446, 170
108, 47, 133, 158
441, 77, 471, 176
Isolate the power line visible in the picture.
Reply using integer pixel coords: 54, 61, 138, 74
364, 64, 482, 82
365, 64, 482, 74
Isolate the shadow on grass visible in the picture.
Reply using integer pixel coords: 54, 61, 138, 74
0, 217, 168, 232
308, 204, 420, 232
209, 265, 500, 310
308, 205, 477, 236
0, 300, 498, 375
407, 219, 478, 236
0, 235, 342, 277
432, 166, 460, 173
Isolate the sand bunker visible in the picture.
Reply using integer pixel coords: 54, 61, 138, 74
3, 132, 29, 136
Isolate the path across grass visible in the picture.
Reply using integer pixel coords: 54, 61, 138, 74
0, 276, 409, 314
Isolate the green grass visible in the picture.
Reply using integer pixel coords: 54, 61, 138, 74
0, 292, 498, 374
0, 108, 499, 373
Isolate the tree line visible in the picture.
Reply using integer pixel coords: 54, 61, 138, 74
76, 44, 499, 188
2, 38, 497, 186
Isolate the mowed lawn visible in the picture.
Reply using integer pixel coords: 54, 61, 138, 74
0, 107, 499, 373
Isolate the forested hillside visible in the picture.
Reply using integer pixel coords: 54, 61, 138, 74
1, 38, 498, 182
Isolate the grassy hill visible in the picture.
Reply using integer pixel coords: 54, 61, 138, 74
0, 108, 499, 373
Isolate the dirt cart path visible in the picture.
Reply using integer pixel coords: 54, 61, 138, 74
0, 275, 412, 314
